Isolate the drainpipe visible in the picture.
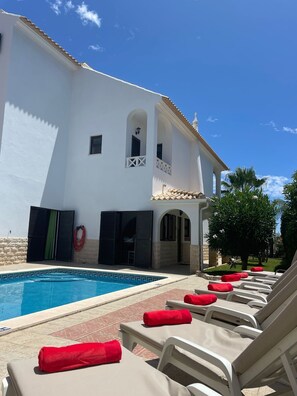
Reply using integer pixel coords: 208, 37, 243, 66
199, 198, 211, 272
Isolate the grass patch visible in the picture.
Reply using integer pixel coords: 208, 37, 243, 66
204, 257, 284, 276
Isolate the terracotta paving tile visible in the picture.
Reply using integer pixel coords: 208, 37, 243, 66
50, 288, 191, 360
51, 289, 190, 345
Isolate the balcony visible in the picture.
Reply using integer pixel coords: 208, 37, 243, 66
156, 157, 172, 175
126, 156, 146, 168
126, 156, 171, 175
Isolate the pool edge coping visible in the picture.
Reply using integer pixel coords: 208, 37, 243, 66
0, 265, 188, 334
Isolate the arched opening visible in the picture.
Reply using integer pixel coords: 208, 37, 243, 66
126, 109, 147, 167
159, 209, 191, 267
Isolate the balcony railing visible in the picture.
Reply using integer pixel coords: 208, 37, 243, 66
126, 156, 171, 175
126, 156, 146, 168
156, 157, 172, 175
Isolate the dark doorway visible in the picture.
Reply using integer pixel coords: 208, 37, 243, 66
27, 206, 74, 262
177, 216, 182, 263
157, 143, 163, 160
131, 136, 141, 157
99, 210, 153, 268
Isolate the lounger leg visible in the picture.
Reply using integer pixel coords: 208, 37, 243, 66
2, 377, 8, 396
281, 352, 297, 395
120, 331, 137, 351
2, 377, 16, 396
158, 344, 175, 372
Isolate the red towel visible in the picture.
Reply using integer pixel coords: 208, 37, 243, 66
251, 267, 264, 272
208, 283, 233, 292
38, 340, 122, 373
221, 274, 241, 282
238, 272, 249, 278
143, 309, 192, 327
184, 294, 217, 305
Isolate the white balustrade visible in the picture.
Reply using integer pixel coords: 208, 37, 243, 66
156, 157, 172, 175
126, 156, 146, 168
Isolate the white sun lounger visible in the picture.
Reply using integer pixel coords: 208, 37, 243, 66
120, 293, 297, 395
2, 347, 221, 396
195, 256, 297, 303
166, 270, 297, 329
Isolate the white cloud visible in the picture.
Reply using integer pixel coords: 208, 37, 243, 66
76, 2, 101, 27
283, 126, 297, 135
261, 175, 289, 199
49, 0, 62, 15
88, 44, 104, 52
262, 121, 297, 135
207, 116, 218, 123
211, 134, 221, 138
65, 0, 75, 11
127, 28, 136, 41
262, 120, 280, 131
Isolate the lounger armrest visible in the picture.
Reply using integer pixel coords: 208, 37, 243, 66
275, 269, 285, 274
187, 383, 222, 396
253, 287, 271, 294
260, 279, 276, 285
226, 290, 267, 303
247, 300, 266, 309
204, 306, 260, 329
233, 325, 262, 338
238, 281, 272, 290
158, 336, 241, 394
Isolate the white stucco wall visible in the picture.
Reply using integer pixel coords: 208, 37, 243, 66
0, 13, 16, 151
153, 121, 198, 195
0, 20, 75, 237
62, 67, 161, 238
200, 146, 217, 197
0, 11, 227, 262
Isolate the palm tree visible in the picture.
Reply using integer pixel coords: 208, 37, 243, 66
221, 167, 266, 194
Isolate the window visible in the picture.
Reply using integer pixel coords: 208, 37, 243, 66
184, 218, 191, 241
157, 143, 163, 160
90, 135, 102, 154
160, 214, 176, 241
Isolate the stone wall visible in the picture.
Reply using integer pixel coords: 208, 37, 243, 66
74, 239, 99, 264
190, 244, 199, 273
152, 241, 178, 269
182, 242, 190, 264
0, 238, 28, 266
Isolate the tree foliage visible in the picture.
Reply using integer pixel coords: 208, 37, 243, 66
207, 190, 276, 269
222, 167, 266, 194
281, 171, 297, 265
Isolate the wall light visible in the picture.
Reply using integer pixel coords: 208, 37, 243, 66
135, 127, 141, 135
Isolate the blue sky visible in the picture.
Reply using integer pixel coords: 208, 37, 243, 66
1, 0, 296, 199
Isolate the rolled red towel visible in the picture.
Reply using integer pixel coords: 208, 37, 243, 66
221, 274, 241, 282
238, 272, 249, 278
143, 309, 192, 327
251, 267, 264, 272
38, 340, 122, 373
184, 294, 217, 305
208, 283, 233, 292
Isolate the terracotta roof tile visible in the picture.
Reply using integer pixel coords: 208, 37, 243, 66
152, 188, 205, 201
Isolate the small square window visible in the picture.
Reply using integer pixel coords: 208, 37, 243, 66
90, 135, 102, 155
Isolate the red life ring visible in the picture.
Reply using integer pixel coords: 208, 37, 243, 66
73, 225, 86, 251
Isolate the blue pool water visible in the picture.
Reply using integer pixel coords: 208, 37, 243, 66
0, 269, 165, 321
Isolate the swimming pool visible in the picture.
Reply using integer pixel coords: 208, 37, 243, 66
0, 268, 165, 322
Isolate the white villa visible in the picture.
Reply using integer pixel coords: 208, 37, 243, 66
0, 10, 228, 273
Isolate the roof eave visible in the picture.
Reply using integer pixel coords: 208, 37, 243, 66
161, 96, 229, 171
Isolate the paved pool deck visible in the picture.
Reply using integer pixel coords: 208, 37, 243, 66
0, 263, 286, 395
